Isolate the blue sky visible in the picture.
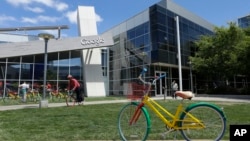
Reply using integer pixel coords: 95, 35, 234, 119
0, 0, 249, 38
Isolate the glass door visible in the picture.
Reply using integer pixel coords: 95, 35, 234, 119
155, 71, 167, 96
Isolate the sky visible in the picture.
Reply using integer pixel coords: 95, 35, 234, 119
0, 0, 250, 38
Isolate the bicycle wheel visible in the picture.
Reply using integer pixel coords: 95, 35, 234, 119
66, 94, 76, 106
118, 102, 150, 141
180, 103, 226, 141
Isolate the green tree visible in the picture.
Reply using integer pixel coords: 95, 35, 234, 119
190, 22, 247, 83
238, 27, 250, 77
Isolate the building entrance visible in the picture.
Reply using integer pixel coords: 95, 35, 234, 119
155, 71, 167, 96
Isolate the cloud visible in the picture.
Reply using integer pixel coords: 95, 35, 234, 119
65, 10, 103, 24
65, 10, 77, 24
54, 2, 68, 12
24, 6, 44, 13
34, 0, 68, 11
95, 14, 103, 23
21, 15, 61, 24
0, 14, 16, 23
5, 0, 68, 12
5, 0, 32, 6
21, 17, 37, 24
37, 15, 61, 22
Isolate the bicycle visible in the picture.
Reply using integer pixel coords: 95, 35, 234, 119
3, 91, 22, 104
65, 90, 83, 106
27, 89, 41, 102
50, 90, 66, 102
65, 90, 76, 106
118, 68, 226, 141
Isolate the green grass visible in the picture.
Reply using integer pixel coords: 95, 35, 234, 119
0, 99, 249, 141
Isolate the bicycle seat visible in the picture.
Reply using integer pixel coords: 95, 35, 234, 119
175, 91, 194, 100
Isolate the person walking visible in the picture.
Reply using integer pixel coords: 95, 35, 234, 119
19, 81, 29, 102
46, 82, 53, 99
67, 75, 84, 104
46, 82, 52, 92
171, 80, 178, 99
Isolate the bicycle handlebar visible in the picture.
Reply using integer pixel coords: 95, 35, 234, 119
140, 68, 147, 75
138, 68, 166, 85
138, 68, 166, 95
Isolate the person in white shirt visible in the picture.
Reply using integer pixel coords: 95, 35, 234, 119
171, 80, 178, 99
19, 81, 29, 102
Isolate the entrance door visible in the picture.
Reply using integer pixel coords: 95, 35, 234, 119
155, 71, 167, 96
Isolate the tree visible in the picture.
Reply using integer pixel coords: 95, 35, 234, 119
190, 22, 247, 84
237, 27, 250, 76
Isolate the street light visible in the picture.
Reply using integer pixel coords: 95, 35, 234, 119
38, 33, 54, 108
188, 61, 193, 93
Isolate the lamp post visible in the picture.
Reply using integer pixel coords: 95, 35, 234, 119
38, 33, 54, 108
188, 61, 193, 93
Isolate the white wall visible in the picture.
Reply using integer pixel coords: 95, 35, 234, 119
77, 6, 98, 36
77, 6, 106, 97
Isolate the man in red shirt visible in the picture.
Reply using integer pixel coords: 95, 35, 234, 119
46, 82, 52, 91
67, 74, 84, 104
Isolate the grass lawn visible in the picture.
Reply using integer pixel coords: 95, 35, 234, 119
0, 99, 249, 141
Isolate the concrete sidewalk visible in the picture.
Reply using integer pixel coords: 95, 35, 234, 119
0, 95, 249, 111
0, 99, 130, 111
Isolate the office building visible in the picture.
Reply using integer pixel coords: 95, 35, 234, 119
104, 0, 214, 96
238, 14, 250, 28
0, 0, 214, 98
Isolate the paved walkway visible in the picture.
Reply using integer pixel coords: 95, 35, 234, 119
0, 95, 249, 111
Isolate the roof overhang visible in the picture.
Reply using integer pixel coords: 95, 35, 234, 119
0, 33, 114, 58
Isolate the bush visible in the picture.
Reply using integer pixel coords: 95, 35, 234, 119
239, 87, 250, 95
207, 86, 240, 95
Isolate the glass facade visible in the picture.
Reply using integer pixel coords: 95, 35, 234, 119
0, 51, 82, 97
108, 4, 213, 96
238, 15, 250, 28
101, 49, 108, 76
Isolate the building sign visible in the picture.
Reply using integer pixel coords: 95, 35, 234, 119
80, 37, 105, 46
78, 34, 113, 49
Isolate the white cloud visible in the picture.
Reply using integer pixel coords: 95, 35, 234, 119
21, 15, 61, 24
95, 13, 103, 23
33, 0, 68, 11
5, 0, 32, 7
65, 10, 77, 24
5, 0, 68, 12
0, 14, 16, 23
54, 2, 68, 12
24, 6, 44, 13
21, 17, 37, 24
37, 15, 61, 22
33, 0, 54, 7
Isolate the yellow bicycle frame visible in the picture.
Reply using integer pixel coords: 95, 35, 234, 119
141, 95, 205, 130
